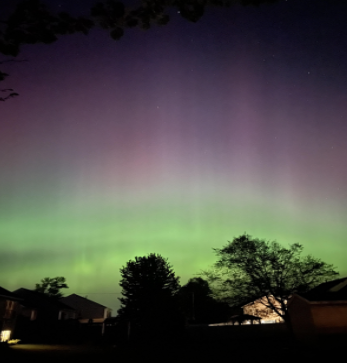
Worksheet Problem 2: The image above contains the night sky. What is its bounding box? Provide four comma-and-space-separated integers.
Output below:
1, 0, 347, 313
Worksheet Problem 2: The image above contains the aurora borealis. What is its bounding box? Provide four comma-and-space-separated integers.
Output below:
1, 0, 347, 312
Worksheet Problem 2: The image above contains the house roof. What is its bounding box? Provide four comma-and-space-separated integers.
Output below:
242, 295, 282, 307
296, 277, 347, 302
60, 294, 109, 309
0, 286, 22, 301
13, 288, 75, 311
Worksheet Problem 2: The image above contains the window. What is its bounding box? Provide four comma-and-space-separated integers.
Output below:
4, 300, 15, 319
30, 310, 37, 321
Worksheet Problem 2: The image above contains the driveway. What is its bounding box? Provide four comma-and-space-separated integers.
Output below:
7, 344, 115, 362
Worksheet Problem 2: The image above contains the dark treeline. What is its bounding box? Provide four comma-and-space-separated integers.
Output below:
26, 234, 338, 346
109, 234, 338, 344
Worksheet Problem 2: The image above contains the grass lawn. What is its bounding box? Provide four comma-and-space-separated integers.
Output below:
2, 338, 345, 363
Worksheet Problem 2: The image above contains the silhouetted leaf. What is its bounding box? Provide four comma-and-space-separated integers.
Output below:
91, 2, 107, 17
109, 1, 125, 18
126, 17, 139, 28
0, 43, 19, 57
157, 14, 170, 26
179, 3, 205, 23
58, 11, 72, 21
141, 22, 151, 30
0, 71, 9, 81
41, 30, 57, 44
110, 27, 124, 40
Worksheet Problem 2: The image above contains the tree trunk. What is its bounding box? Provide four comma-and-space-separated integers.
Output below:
284, 311, 296, 344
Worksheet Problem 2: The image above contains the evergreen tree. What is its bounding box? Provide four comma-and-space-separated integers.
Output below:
117, 253, 184, 343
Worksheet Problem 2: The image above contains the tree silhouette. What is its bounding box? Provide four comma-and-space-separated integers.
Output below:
0, 0, 280, 99
177, 277, 231, 324
35, 276, 69, 299
0, 0, 281, 57
117, 253, 183, 343
202, 234, 339, 327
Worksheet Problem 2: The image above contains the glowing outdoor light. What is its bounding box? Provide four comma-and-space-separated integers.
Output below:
0, 330, 11, 342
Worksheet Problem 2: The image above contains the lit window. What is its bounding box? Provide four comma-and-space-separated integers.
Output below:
30, 310, 37, 321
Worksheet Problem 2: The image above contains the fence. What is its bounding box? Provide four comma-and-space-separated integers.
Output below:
185, 323, 289, 344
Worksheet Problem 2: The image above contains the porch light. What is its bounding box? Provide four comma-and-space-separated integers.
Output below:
0, 330, 11, 342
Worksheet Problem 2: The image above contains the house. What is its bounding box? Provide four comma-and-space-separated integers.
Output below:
209, 296, 284, 326
13, 288, 76, 321
242, 296, 284, 324
60, 294, 112, 323
13, 288, 77, 343
0, 286, 22, 342
60, 294, 112, 335
288, 277, 347, 341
